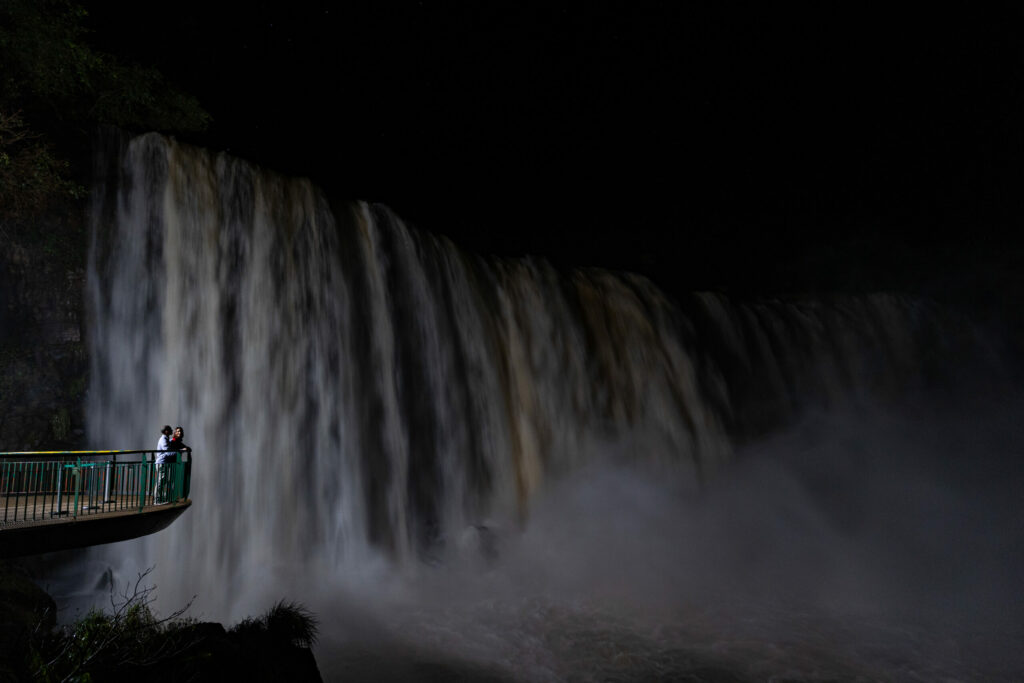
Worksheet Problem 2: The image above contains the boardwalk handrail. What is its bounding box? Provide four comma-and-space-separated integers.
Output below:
0, 449, 192, 525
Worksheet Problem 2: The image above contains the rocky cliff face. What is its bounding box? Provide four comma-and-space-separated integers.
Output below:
0, 210, 88, 451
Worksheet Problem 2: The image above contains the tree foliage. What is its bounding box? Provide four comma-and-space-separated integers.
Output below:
28, 569, 198, 682
0, 110, 86, 222
24, 569, 321, 682
0, 0, 210, 134
0, 0, 210, 223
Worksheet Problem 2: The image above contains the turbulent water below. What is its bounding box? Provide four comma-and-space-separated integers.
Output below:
309, 394, 1023, 682
59, 132, 1024, 681
59, 378, 1019, 682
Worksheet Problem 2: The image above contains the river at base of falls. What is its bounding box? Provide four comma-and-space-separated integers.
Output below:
317, 394, 1021, 682
47, 389, 1023, 682
317, 598, 1018, 683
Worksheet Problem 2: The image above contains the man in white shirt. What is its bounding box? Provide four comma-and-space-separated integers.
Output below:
155, 425, 172, 502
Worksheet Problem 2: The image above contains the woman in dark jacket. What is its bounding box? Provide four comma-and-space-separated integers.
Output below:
169, 426, 187, 452
168, 426, 191, 499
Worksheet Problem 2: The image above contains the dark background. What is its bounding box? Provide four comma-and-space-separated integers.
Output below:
81, 3, 1024, 296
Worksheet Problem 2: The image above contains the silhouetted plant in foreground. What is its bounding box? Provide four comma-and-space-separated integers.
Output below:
29, 568, 197, 682
230, 599, 320, 649
25, 569, 322, 682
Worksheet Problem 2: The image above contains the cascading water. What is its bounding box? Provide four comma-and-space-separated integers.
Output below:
83, 133, 1022, 681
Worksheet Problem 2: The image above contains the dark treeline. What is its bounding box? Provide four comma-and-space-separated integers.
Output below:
0, 0, 208, 237
0, 0, 210, 450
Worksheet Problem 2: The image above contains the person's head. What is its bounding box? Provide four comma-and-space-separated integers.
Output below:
161, 425, 173, 436
174, 426, 184, 439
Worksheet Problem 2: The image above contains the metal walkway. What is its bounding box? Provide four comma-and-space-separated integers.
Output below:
0, 450, 192, 558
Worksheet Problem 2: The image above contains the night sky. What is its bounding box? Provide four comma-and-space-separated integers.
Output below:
83, 3, 1024, 295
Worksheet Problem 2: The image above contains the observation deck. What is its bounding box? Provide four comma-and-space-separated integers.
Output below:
0, 449, 192, 558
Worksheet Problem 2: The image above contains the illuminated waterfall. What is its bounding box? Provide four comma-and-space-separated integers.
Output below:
86, 133, 971, 619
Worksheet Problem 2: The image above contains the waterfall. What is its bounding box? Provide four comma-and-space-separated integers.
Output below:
85, 133, 983, 621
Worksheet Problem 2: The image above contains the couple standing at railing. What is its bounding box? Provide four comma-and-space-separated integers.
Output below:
156, 425, 190, 503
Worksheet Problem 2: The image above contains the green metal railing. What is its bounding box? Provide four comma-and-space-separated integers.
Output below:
0, 449, 192, 525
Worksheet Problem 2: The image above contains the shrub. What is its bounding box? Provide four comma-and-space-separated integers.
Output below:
229, 599, 320, 649
29, 569, 197, 682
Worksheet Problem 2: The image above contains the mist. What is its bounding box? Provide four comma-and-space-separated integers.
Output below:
47, 386, 1022, 680
309, 390, 1022, 681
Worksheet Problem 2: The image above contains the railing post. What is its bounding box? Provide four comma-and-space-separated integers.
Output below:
139, 453, 150, 512
183, 448, 192, 500
13, 462, 22, 522
172, 451, 182, 502
104, 454, 114, 504
54, 460, 64, 517
71, 458, 81, 519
